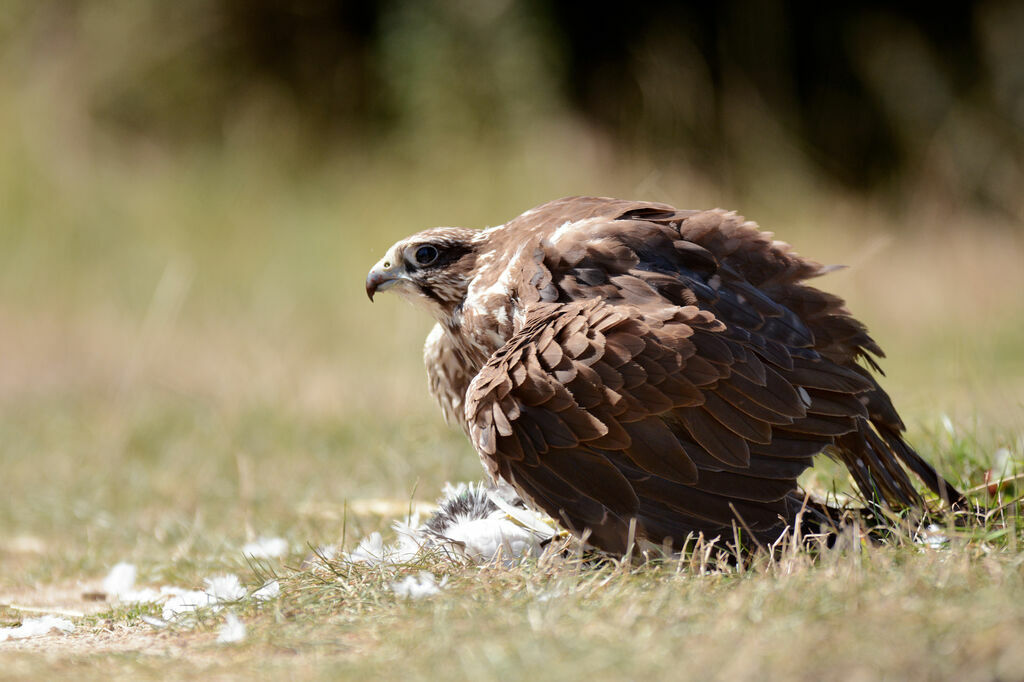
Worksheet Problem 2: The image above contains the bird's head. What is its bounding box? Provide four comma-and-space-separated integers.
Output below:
366, 227, 481, 320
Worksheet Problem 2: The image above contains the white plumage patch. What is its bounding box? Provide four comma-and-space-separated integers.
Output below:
422, 481, 549, 563
546, 217, 602, 246
344, 481, 558, 567
465, 239, 533, 310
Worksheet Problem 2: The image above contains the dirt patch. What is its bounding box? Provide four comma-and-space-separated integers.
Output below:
1, 581, 112, 620
0, 580, 202, 657
1, 623, 207, 657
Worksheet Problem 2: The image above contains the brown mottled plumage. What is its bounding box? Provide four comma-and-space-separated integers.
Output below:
366, 196, 963, 554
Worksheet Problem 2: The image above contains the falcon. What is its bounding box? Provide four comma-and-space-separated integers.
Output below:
365, 196, 964, 554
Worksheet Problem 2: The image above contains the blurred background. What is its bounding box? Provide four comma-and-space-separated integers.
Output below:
1, 0, 1022, 572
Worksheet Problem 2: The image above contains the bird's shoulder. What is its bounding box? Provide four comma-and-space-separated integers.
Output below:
476, 197, 829, 303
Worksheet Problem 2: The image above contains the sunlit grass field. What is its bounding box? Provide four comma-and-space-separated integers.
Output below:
2, 94, 1024, 678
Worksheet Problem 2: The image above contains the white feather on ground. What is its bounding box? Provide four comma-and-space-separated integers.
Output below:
252, 580, 280, 601
346, 481, 559, 567
0, 615, 75, 641
98, 563, 272, 622
102, 562, 138, 598
391, 572, 446, 599
216, 612, 247, 643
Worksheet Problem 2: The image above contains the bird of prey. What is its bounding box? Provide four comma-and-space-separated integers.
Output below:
366, 196, 963, 554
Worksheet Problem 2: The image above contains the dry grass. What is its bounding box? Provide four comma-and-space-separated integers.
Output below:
4, 525, 1024, 681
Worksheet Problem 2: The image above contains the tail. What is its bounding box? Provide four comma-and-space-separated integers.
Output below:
831, 373, 966, 510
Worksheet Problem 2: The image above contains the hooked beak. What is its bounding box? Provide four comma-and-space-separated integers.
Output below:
365, 258, 405, 301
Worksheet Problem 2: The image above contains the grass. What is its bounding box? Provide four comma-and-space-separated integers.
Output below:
6, 516, 1024, 680
2, 80, 1024, 678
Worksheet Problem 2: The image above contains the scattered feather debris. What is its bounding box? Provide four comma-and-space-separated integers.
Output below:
161, 588, 218, 621
919, 524, 950, 550
345, 481, 560, 567
345, 531, 420, 566
313, 545, 338, 562
0, 615, 75, 642
432, 516, 538, 562
159, 574, 248, 620
391, 572, 446, 599
217, 612, 247, 643
98, 563, 272, 624
99, 563, 161, 603
83, 482, 559, 639
102, 562, 138, 597
204, 574, 247, 602
140, 615, 170, 630
242, 536, 289, 559
252, 580, 280, 601
345, 532, 385, 564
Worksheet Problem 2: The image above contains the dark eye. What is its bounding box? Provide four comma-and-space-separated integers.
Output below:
414, 244, 439, 266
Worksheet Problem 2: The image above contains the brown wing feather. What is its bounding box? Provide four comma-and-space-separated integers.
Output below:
631, 205, 964, 509
468, 299, 808, 551
458, 198, 964, 553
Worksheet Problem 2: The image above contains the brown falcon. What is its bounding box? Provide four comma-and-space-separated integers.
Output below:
365, 196, 963, 553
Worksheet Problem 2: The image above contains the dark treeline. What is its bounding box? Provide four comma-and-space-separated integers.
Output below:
8, 0, 1023, 211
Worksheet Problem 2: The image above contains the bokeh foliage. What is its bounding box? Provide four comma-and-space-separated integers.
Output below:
3, 0, 1024, 214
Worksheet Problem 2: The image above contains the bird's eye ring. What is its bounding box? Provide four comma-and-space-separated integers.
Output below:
414, 245, 439, 266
